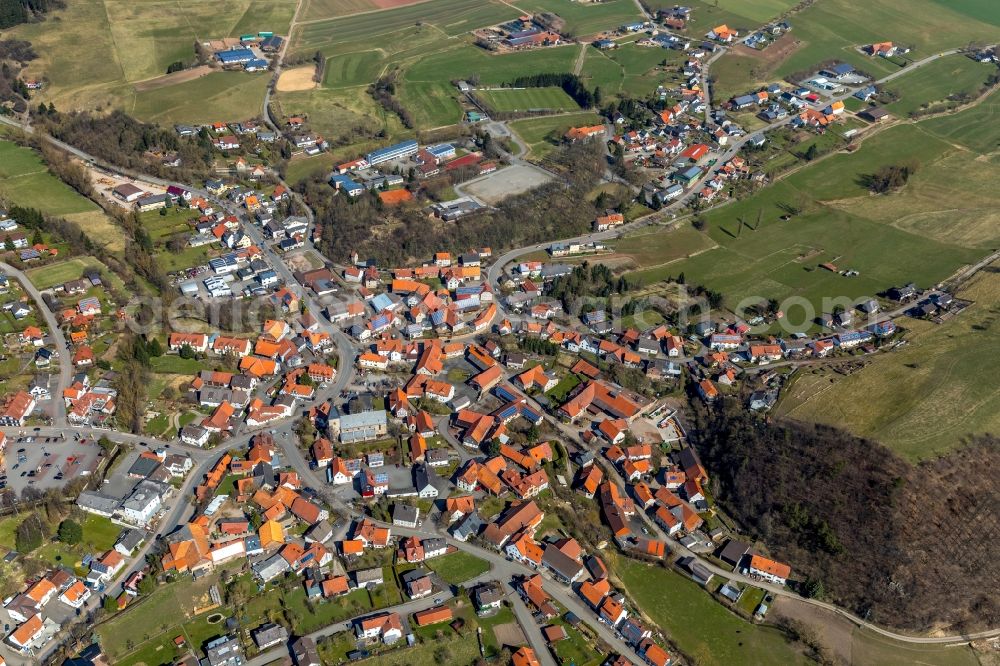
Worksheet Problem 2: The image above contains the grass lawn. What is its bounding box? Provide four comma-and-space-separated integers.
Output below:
610, 224, 718, 271
549, 615, 604, 666
613, 557, 809, 666
883, 56, 995, 116
149, 354, 208, 375
24, 256, 112, 289
475, 87, 580, 113
779, 260, 1000, 460
476, 605, 515, 656
323, 50, 384, 88
425, 550, 490, 584
850, 627, 980, 666
514, 0, 643, 36
508, 111, 603, 158
545, 373, 582, 402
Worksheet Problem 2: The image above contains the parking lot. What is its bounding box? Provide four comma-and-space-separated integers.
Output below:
1, 434, 102, 495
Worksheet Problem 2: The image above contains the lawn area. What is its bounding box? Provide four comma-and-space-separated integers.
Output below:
779, 260, 1000, 460
24, 256, 112, 289
476, 605, 515, 656
397, 80, 465, 128
149, 354, 209, 375
613, 557, 809, 666
131, 72, 272, 125
476, 87, 580, 113
545, 373, 582, 402
425, 550, 490, 584
549, 614, 605, 666
883, 56, 995, 116
508, 111, 603, 158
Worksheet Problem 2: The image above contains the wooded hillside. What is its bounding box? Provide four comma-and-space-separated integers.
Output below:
691, 400, 999, 632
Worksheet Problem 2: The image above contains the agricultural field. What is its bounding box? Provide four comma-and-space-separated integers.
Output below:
323, 50, 386, 88
628, 120, 993, 315
131, 72, 272, 124
508, 111, 602, 157
10, 0, 296, 114
0, 140, 125, 251
475, 86, 580, 112
779, 260, 1000, 460
292, 0, 521, 55
514, 0, 644, 37
709, 0, 1000, 105
920, 93, 1000, 153
882, 56, 995, 116
609, 224, 719, 272
612, 556, 810, 666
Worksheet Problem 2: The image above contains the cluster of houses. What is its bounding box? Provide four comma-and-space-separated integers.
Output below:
77, 449, 193, 528
211, 31, 283, 72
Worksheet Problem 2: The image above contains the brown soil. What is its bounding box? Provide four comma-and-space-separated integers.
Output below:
771, 596, 854, 664
492, 622, 528, 647
276, 66, 318, 92
730, 32, 803, 71
133, 65, 213, 92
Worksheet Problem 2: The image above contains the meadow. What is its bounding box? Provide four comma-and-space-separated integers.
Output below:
130, 72, 272, 124
508, 111, 602, 157
779, 260, 1000, 460
883, 56, 995, 116
708, 0, 1000, 105
476, 86, 580, 112
10, 0, 296, 116
0, 140, 125, 252
627, 119, 992, 314
920, 94, 1000, 153
612, 556, 809, 666
513, 0, 644, 37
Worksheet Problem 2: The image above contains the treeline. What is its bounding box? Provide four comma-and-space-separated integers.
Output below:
0, 0, 60, 29
37, 109, 215, 180
369, 70, 414, 129
864, 162, 917, 194
0, 39, 36, 112
303, 141, 605, 265
506, 73, 597, 108
690, 400, 1000, 632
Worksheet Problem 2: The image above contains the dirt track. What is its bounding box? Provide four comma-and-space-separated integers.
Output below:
133, 65, 213, 92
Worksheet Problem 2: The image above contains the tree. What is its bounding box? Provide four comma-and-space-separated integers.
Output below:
138, 574, 156, 595
146, 337, 164, 357
103, 595, 118, 613
15, 512, 45, 553
803, 143, 819, 161
179, 344, 196, 359
58, 518, 83, 545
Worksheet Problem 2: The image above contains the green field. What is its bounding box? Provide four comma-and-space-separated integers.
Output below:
709, 0, 1000, 105
850, 627, 981, 666
513, 0, 644, 37
293, 0, 521, 55
780, 260, 1000, 460
323, 50, 386, 88
613, 557, 809, 666
404, 43, 580, 87
131, 72, 272, 124
611, 224, 719, 270
425, 551, 491, 584
10, 0, 296, 113
508, 111, 603, 157
883, 56, 994, 116
24, 256, 112, 289
921, 94, 1000, 153
476, 86, 580, 112
0, 141, 118, 247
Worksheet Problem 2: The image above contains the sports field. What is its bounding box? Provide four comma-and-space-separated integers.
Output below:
476, 87, 580, 112
779, 260, 1000, 460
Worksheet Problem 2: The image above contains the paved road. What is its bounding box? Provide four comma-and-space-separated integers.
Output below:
0, 261, 71, 426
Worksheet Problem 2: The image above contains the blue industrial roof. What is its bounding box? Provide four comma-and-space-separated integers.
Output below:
216, 48, 255, 63
366, 139, 418, 163
427, 143, 455, 157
